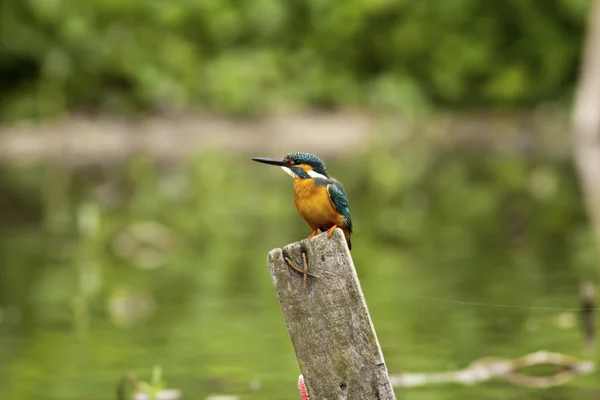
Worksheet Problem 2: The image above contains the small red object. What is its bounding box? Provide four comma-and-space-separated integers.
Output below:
297, 374, 309, 400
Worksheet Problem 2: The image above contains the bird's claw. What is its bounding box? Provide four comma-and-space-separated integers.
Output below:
284, 251, 319, 288
327, 225, 338, 238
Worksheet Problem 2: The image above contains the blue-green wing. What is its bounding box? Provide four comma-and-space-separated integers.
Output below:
327, 181, 353, 233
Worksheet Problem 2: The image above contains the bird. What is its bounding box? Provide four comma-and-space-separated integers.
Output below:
252, 152, 353, 287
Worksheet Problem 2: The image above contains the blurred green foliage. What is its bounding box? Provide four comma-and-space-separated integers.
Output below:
0, 0, 590, 120
0, 135, 598, 399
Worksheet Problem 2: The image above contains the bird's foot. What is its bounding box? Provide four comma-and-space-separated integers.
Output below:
327, 224, 338, 238
283, 249, 319, 288
308, 229, 319, 239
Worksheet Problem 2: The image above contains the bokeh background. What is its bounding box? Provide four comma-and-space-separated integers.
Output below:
1, 0, 599, 399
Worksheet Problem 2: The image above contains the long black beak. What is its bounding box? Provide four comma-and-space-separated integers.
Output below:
251, 157, 288, 166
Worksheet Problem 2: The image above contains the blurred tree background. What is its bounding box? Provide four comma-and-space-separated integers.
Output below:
0, 0, 591, 120
1, 1, 600, 399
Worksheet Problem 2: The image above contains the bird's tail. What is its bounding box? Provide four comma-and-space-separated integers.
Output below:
345, 232, 352, 251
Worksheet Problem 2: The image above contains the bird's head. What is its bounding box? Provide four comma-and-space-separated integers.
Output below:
251, 152, 329, 179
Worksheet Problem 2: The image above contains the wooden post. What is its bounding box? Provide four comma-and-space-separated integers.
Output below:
573, 0, 600, 266
267, 229, 396, 400
572, 0, 600, 351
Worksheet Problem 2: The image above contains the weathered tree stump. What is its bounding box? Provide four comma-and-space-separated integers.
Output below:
267, 229, 396, 400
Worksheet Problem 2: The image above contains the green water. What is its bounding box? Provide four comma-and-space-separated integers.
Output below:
0, 144, 599, 399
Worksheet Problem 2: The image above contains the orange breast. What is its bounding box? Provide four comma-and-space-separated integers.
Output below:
293, 179, 346, 231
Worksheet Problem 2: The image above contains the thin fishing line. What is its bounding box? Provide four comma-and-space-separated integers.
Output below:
403, 294, 598, 312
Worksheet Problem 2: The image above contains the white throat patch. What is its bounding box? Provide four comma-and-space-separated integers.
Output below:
281, 166, 298, 178
281, 166, 328, 180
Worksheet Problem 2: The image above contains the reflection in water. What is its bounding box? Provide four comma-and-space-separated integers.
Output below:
0, 146, 599, 400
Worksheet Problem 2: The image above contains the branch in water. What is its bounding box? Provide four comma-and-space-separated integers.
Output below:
388, 351, 595, 389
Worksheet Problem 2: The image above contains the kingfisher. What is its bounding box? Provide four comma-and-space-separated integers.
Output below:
252, 152, 353, 287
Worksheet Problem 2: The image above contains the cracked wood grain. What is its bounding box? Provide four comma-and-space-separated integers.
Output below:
267, 229, 396, 400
